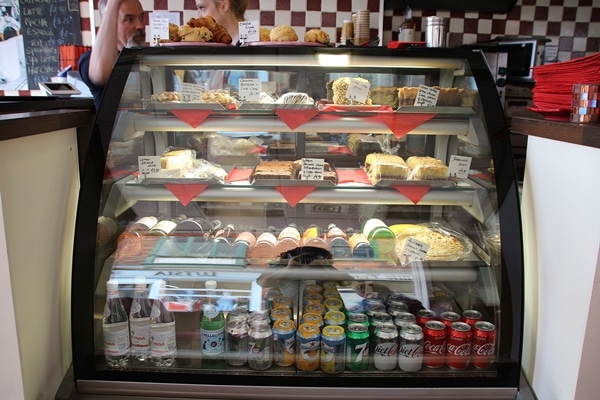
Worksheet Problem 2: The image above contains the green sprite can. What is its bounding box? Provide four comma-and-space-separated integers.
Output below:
320, 325, 346, 374
346, 323, 370, 371
347, 312, 370, 327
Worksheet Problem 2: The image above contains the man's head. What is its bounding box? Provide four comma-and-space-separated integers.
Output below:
99, 0, 146, 50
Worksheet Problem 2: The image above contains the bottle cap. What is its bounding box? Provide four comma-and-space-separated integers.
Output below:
205, 280, 217, 290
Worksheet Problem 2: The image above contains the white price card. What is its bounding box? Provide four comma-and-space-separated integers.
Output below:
448, 155, 472, 179
301, 158, 325, 181
150, 12, 181, 25
239, 20, 260, 43
238, 78, 260, 102
401, 237, 430, 264
345, 78, 370, 104
180, 82, 203, 103
414, 84, 439, 107
150, 17, 170, 41
138, 156, 161, 179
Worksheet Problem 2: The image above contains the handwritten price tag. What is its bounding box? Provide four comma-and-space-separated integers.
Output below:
150, 17, 170, 40
181, 82, 202, 103
345, 78, 370, 104
238, 78, 260, 102
402, 237, 430, 264
138, 156, 161, 179
301, 158, 324, 181
414, 84, 439, 107
448, 155, 472, 179
239, 20, 260, 43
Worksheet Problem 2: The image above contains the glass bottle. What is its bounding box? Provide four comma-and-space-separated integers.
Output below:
149, 279, 177, 367
129, 276, 152, 362
102, 279, 130, 367
326, 223, 350, 258
399, 6, 416, 42
276, 223, 301, 253
213, 223, 236, 244
200, 280, 226, 367
116, 216, 158, 257
362, 218, 397, 256
148, 214, 186, 236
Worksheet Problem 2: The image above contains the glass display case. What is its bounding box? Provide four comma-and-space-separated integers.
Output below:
70, 46, 523, 399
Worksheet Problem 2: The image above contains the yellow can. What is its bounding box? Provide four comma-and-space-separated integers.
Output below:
296, 323, 321, 371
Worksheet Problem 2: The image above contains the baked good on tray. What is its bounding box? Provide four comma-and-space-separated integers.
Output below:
332, 77, 372, 105
371, 86, 399, 108
252, 161, 294, 180
178, 26, 213, 42
304, 28, 330, 44
270, 25, 298, 41
160, 149, 196, 170
395, 223, 472, 262
348, 133, 381, 156
364, 153, 410, 183
406, 156, 449, 180
398, 86, 465, 106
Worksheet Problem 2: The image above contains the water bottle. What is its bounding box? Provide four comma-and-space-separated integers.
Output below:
149, 279, 177, 367
129, 276, 152, 362
102, 279, 130, 367
200, 280, 226, 367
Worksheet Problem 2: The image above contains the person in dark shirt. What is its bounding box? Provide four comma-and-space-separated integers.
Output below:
79, 0, 146, 109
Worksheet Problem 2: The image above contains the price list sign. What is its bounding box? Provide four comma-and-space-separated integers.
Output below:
301, 158, 325, 181
238, 78, 260, 102
345, 78, 370, 104
448, 155, 472, 179
138, 156, 161, 179
239, 20, 259, 43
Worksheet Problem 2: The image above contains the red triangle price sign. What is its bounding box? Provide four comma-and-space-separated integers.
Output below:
391, 185, 431, 205
275, 108, 320, 130
164, 183, 209, 206
171, 109, 213, 128
275, 186, 317, 207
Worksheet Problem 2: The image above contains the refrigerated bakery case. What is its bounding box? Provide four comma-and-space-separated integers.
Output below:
68, 46, 524, 399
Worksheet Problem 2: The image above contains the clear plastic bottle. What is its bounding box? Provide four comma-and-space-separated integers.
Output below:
102, 279, 130, 367
129, 276, 152, 362
200, 280, 226, 367
399, 6, 416, 42
149, 279, 177, 367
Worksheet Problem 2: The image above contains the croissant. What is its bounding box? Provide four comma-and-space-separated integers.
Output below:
209, 26, 233, 44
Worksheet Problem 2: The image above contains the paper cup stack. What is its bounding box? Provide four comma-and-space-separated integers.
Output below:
571, 83, 599, 123
353, 9, 370, 46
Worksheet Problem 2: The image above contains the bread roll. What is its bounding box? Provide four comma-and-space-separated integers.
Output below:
304, 28, 330, 44
270, 25, 298, 41
259, 27, 271, 41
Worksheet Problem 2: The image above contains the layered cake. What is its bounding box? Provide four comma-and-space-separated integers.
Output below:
364, 153, 410, 183
398, 86, 465, 106
371, 86, 399, 108
406, 156, 449, 180
252, 161, 294, 180
332, 77, 372, 105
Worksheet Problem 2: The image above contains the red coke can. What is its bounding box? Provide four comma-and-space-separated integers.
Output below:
446, 321, 472, 369
440, 311, 461, 329
461, 309, 483, 327
472, 321, 496, 369
422, 320, 447, 368
416, 309, 436, 327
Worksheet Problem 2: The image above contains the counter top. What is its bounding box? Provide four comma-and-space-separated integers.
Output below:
511, 112, 600, 149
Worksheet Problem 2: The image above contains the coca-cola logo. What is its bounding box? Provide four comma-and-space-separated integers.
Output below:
447, 342, 470, 356
398, 344, 423, 358
424, 340, 446, 354
473, 343, 495, 356
374, 342, 398, 357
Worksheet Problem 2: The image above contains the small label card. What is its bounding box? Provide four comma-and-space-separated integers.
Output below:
345, 78, 370, 104
414, 84, 439, 106
150, 17, 170, 41
181, 82, 203, 103
301, 158, 325, 180
138, 156, 161, 179
238, 78, 261, 102
448, 155, 472, 179
402, 237, 430, 263
239, 20, 260, 43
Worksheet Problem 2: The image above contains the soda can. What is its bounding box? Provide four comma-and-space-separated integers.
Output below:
373, 324, 398, 371
387, 300, 409, 316
225, 319, 248, 366
303, 283, 323, 296
347, 312, 370, 327
301, 312, 324, 329
440, 311, 461, 329
273, 295, 293, 310
416, 309, 437, 326
346, 323, 370, 371
365, 301, 387, 316
247, 309, 270, 326
423, 320, 447, 368
270, 307, 292, 323
398, 324, 423, 372
446, 321, 472, 369
393, 312, 416, 333
264, 288, 282, 310
304, 302, 326, 316
272, 319, 296, 367
320, 325, 346, 374
323, 297, 344, 312
385, 291, 405, 306
461, 309, 483, 327
472, 321, 496, 369
323, 288, 341, 300
296, 323, 321, 371
303, 292, 324, 307
248, 321, 273, 370
324, 310, 346, 327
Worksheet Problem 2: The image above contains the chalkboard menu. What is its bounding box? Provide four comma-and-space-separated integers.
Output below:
20, 0, 83, 88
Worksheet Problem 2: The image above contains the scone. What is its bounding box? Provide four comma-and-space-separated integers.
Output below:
270, 25, 298, 41
259, 27, 271, 41
169, 23, 180, 42
304, 28, 330, 44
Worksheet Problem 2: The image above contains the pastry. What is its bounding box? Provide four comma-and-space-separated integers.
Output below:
252, 161, 294, 181
364, 153, 410, 183
405, 156, 444, 170
169, 23, 180, 42
270, 25, 298, 41
347, 133, 381, 156
395, 225, 469, 261
160, 149, 195, 170
150, 91, 181, 102
304, 28, 330, 44
398, 86, 465, 106
201, 89, 234, 107
332, 77, 372, 105
275, 92, 313, 104
178, 25, 213, 42
184, 16, 232, 44
397, 87, 419, 106
406, 156, 448, 180
259, 27, 271, 41
371, 86, 399, 108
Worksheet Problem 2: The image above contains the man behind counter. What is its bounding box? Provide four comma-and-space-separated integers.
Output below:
79, 0, 146, 109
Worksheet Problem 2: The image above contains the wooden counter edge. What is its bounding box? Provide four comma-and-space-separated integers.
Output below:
511, 115, 600, 149
0, 109, 93, 141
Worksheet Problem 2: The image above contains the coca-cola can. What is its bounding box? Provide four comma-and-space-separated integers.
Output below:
398, 324, 423, 372
440, 311, 461, 329
472, 321, 496, 369
373, 324, 398, 371
423, 320, 447, 368
446, 321, 472, 369
416, 309, 436, 326
461, 309, 483, 327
